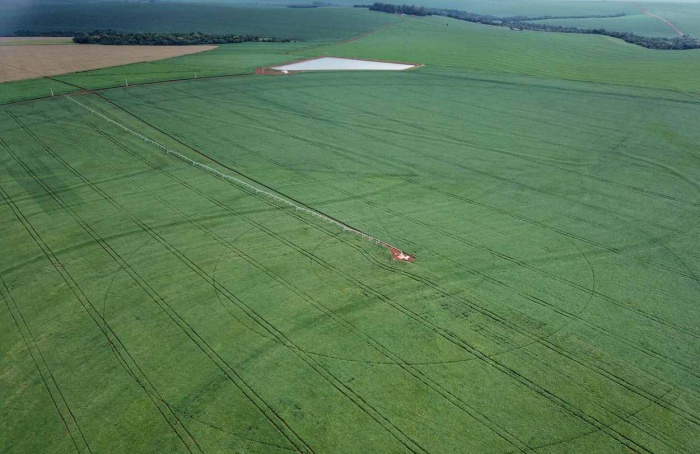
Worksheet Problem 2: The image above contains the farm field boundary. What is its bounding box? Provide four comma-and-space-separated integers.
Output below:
0, 20, 405, 106
0, 44, 218, 83
0, 7, 405, 105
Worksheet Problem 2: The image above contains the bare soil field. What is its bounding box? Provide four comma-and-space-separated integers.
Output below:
0, 44, 217, 82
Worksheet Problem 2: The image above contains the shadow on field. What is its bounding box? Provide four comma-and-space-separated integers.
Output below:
6, 155, 84, 211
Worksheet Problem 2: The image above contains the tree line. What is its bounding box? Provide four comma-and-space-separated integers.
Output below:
368, 3, 429, 16
500, 22, 700, 50
366, 4, 628, 25
72, 31, 290, 45
364, 3, 700, 50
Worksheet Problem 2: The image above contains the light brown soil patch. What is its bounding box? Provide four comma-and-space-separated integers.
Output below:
385, 245, 415, 262
255, 66, 289, 75
0, 44, 217, 83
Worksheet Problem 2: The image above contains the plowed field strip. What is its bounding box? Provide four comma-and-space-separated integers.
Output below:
0, 45, 217, 83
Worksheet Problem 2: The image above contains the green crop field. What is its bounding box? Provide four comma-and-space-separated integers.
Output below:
640, 2, 700, 37
533, 14, 678, 38
0, 3, 400, 42
533, 2, 700, 38
297, 17, 700, 92
2, 3, 700, 454
369, 0, 639, 16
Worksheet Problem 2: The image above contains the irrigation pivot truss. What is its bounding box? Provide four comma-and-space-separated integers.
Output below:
65, 95, 415, 262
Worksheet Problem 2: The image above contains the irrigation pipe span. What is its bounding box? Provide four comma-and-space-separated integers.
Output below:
65, 95, 414, 261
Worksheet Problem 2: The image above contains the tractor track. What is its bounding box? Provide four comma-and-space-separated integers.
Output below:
4, 109, 315, 454
11, 103, 434, 454
64, 95, 683, 453
0, 126, 204, 454
56, 99, 532, 453
144, 86, 700, 340
0, 275, 91, 453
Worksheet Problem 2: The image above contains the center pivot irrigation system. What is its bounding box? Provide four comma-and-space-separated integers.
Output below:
65, 95, 415, 262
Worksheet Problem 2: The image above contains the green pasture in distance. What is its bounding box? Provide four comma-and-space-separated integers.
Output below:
532, 2, 700, 39
298, 16, 700, 93
642, 2, 700, 37
533, 14, 678, 38
0, 3, 401, 42
148, 0, 638, 14
384, 0, 700, 39
8, 7, 699, 107
366, 0, 639, 16
2, 63, 700, 452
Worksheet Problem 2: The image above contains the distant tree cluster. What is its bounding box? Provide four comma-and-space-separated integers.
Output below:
364, 3, 700, 50
503, 13, 626, 22
438, 9, 496, 25
368, 3, 430, 16
366, 4, 626, 25
72, 30, 290, 45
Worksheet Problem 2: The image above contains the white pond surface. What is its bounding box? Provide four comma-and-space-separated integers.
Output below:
272, 57, 415, 71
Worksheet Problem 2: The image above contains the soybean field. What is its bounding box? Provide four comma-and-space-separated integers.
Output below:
2, 4, 700, 454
